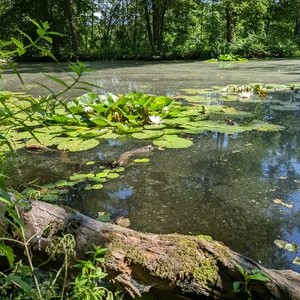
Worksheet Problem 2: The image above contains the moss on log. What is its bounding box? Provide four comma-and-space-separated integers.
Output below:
18, 201, 300, 299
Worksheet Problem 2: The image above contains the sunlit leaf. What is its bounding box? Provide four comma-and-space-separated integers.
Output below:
274, 240, 298, 252
133, 158, 150, 163
0, 242, 15, 268
153, 135, 193, 148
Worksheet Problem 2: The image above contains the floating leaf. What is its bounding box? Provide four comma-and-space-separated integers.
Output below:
95, 172, 108, 178
91, 184, 104, 189
97, 212, 111, 223
273, 198, 293, 209
57, 138, 100, 152
292, 257, 300, 265
274, 240, 298, 252
70, 173, 91, 181
113, 166, 125, 173
86, 161, 95, 166
144, 124, 166, 130
153, 135, 193, 149
54, 180, 69, 187
133, 158, 150, 163
107, 173, 119, 179
132, 130, 164, 140
41, 193, 59, 202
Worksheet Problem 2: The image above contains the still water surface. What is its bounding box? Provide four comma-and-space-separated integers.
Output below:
5, 59, 300, 273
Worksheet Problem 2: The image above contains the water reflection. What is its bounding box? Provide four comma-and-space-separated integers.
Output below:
52, 130, 300, 273
8, 128, 300, 273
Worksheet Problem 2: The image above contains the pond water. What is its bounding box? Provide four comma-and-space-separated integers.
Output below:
3, 59, 300, 274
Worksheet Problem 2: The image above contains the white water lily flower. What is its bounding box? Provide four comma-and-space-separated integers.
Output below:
239, 91, 252, 98
83, 105, 94, 113
149, 115, 162, 124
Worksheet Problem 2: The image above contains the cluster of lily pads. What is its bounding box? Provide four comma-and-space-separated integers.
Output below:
22, 165, 126, 202
1, 83, 293, 154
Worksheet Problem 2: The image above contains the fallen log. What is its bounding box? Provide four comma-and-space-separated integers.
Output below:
17, 201, 300, 299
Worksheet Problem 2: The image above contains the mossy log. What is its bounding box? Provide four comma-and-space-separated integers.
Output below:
20, 201, 300, 299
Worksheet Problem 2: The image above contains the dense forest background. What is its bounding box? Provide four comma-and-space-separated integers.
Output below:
0, 0, 299, 60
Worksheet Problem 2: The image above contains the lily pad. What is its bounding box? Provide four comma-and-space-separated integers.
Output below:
54, 180, 69, 187
153, 135, 193, 149
41, 193, 59, 202
133, 158, 150, 163
144, 124, 166, 130
113, 166, 125, 172
107, 173, 120, 179
91, 183, 104, 189
95, 172, 108, 178
132, 130, 164, 140
57, 138, 100, 152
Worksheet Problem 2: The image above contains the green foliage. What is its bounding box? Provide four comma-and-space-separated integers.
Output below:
208, 53, 248, 62
0, 0, 299, 60
0, 190, 116, 299
72, 246, 114, 300
233, 264, 270, 299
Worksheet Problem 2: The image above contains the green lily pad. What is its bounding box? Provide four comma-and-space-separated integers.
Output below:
144, 124, 166, 130
153, 135, 193, 149
132, 130, 164, 140
34, 125, 65, 134
163, 117, 190, 125
95, 172, 108, 178
57, 138, 100, 151
163, 128, 183, 135
292, 257, 300, 265
91, 177, 107, 183
54, 180, 69, 187
107, 173, 119, 179
113, 166, 125, 172
91, 183, 104, 189
133, 158, 150, 163
41, 193, 59, 202
86, 161, 95, 166
70, 173, 91, 181
249, 121, 284, 132
97, 212, 111, 222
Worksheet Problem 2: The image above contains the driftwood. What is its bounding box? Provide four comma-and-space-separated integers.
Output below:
17, 201, 300, 299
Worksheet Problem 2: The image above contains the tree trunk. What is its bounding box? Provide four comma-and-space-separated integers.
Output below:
63, 0, 79, 53
225, 1, 235, 44
19, 201, 300, 299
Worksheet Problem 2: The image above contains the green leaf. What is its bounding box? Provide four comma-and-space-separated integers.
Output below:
132, 130, 164, 140
10, 37, 24, 49
91, 184, 104, 189
107, 173, 119, 179
45, 75, 69, 87
274, 239, 298, 252
0, 243, 15, 268
153, 135, 193, 149
57, 138, 100, 152
232, 281, 240, 292
292, 257, 300, 265
235, 264, 246, 277
97, 212, 111, 222
133, 158, 150, 163
90, 116, 111, 126
7, 274, 33, 295
247, 272, 270, 282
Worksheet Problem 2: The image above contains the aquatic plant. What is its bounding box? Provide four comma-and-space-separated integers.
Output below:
233, 264, 270, 300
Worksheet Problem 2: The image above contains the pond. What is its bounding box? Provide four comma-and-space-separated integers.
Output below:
3, 59, 300, 274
